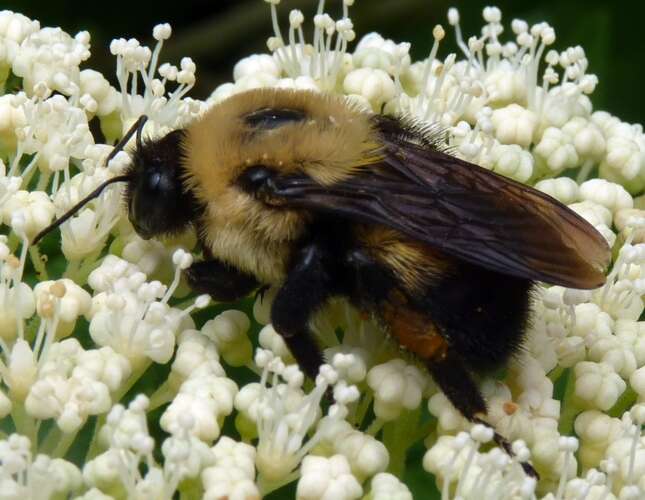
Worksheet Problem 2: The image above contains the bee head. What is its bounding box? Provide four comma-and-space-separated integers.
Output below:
125, 128, 199, 240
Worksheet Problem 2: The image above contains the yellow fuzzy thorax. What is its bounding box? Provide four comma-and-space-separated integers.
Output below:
180, 88, 381, 283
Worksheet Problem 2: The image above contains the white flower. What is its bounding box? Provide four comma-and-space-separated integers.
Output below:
34, 279, 91, 338
535, 177, 580, 204
575, 410, 623, 470
162, 414, 216, 485
365, 473, 412, 500
579, 178, 633, 213
488, 142, 534, 182
427, 392, 468, 434
275, 75, 320, 91
352, 32, 411, 75
574, 361, 627, 411
234, 54, 280, 81
0, 434, 82, 499
12, 27, 90, 95
571, 302, 614, 339
263, 1, 356, 91
483, 55, 527, 102
88, 256, 203, 368
26, 371, 111, 432
3, 339, 37, 402
202, 310, 252, 367
109, 28, 202, 131
246, 351, 355, 484
0, 12, 40, 62
2, 190, 55, 238
615, 320, 645, 367
160, 372, 237, 442
484, 379, 559, 447
202, 436, 260, 500
79, 69, 119, 116
343, 68, 396, 111
0, 252, 35, 342
366, 358, 428, 420
316, 418, 388, 481
25, 339, 129, 431
562, 117, 606, 162
533, 127, 579, 174
296, 455, 362, 500
0, 94, 27, 151
600, 122, 645, 193
258, 323, 294, 363
329, 348, 368, 384
586, 332, 637, 379
423, 430, 532, 499
491, 103, 537, 148
170, 329, 222, 387
556, 336, 587, 368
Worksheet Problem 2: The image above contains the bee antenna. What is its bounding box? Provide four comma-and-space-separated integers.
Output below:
32, 174, 131, 246
105, 114, 149, 166
31, 115, 148, 246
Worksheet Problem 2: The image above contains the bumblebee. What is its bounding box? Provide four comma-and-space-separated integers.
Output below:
35, 88, 610, 474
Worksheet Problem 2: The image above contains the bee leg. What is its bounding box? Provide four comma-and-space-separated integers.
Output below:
427, 349, 539, 479
255, 284, 272, 303
271, 242, 335, 380
184, 259, 260, 302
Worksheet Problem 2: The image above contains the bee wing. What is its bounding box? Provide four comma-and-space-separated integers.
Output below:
270, 136, 610, 289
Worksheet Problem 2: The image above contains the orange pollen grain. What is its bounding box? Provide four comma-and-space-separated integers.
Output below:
503, 401, 519, 415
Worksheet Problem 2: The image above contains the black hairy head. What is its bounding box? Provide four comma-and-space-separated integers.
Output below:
124, 129, 201, 239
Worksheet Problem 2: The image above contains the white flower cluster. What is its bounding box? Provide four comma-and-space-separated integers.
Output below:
0, 2, 644, 499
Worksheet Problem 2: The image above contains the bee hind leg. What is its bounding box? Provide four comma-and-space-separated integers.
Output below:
427, 349, 539, 479
271, 242, 337, 380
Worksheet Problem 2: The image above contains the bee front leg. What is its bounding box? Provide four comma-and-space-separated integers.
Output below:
184, 259, 260, 302
271, 242, 336, 380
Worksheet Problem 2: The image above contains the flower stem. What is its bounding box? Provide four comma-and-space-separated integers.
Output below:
178, 478, 203, 500
148, 379, 177, 411
28, 246, 48, 281
40, 422, 79, 458
548, 366, 565, 383
85, 414, 107, 460
558, 368, 579, 436
609, 387, 637, 418
65, 248, 103, 284
258, 471, 299, 496
11, 401, 38, 444
366, 417, 385, 436
382, 407, 422, 478
86, 361, 152, 460
7, 232, 20, 253
351, 391, 373, 428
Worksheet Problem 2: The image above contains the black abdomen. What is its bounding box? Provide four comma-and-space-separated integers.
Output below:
420, 260, 533, 372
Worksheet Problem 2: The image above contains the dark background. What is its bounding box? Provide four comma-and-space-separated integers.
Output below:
4, 0, 644, 124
